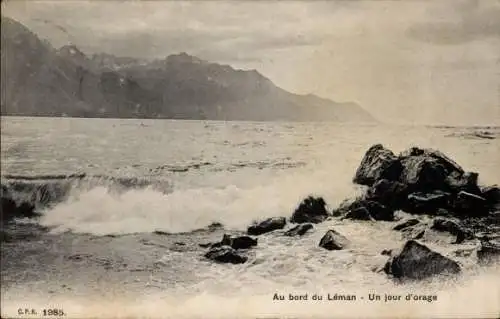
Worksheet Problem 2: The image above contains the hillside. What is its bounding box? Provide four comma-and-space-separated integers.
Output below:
1, 16, 375, 122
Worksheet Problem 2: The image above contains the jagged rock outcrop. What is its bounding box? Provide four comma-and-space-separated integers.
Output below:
353, 144, 402, 186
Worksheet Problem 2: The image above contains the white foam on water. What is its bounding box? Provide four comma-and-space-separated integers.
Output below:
39, 166, 363, 235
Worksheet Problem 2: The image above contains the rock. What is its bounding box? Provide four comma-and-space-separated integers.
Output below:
229, 235, 258, 250
381, 249, 393, 256
406, 191, 450, 215
366, 179, 409, 210
363, 201, 395, 221
480, 186, 500, 208
332, 197, 359, 216
477, 240, 500, 265
393, 218, 420, 231
290, 196, 329, 224
204, 246, 248, 264
343, 207, 374, 221
384, 240, 461, 280
284, 223, 313, 236
1, 196, 37, 223
399, 155, 448, 192
452, 191, 488, 217
247, 217, 286, 235
353, 144, 403, 186
341, 200, 394, 221
207, 234, 258, 250
445, 171, 481, 195
399, 147, 464, 177
319, 229, 349, 250
431, 217, 473, 243
401, 224, 427, 240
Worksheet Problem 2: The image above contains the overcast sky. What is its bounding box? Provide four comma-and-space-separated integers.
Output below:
2, 0, 500, 125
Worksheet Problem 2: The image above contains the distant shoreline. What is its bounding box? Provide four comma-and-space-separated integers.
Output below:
0, 114, 379, 124
2, 114, 499, 128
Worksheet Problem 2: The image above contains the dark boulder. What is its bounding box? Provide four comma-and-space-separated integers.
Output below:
383, 240, 461, 280
341, 200, 394, 221
399, 147, 464, 177
452, 191, 488, 217
353, 144, 403, 186
284, 223, 313, 236
366, 179, 409, 210
399, 155, 448, 192
204, 246, 248, 264
405, 191, 451, 215
229, 235, 258, 250
319, 229, 349, 250
207, 234, 258, 250
477, 239, 500, 265
393, 218, 420, 231
290, 196, 329, 224
343, 207, 374, 221
247, 217, 286, 235
431, 217, 473, 244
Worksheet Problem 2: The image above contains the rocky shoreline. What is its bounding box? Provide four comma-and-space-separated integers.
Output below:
200, 144, 500, 280
2, 144, 499, 283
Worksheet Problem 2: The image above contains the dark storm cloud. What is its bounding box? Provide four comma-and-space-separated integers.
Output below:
406, 0, 500, 44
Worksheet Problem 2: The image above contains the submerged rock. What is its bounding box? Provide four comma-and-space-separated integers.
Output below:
290, 196, 329, 224
204, 246, 248, 264
393, 218, 420, 231
353, 144, 403, 186
206, 234, 258, 250
383, 240, 461, 280
477, 239, 500, 265
401, 224, 426, 240
247, 217, 286, 235
319, 229, 349, 250
431, 217, 473, 244
284, 223, 313, 236
229, 235, 258, 250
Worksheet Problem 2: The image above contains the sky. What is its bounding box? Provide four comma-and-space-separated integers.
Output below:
2, 0, 500, 125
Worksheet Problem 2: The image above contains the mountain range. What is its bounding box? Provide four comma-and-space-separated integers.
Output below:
1, 16, 374, 122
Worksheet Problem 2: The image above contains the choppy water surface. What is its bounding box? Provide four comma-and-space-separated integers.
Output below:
1, 117, 499, 318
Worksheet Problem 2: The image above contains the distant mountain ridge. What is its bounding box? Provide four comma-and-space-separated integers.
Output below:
1, 16, 375, 122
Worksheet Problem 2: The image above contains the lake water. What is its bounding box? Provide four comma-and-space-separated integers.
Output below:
1, 117, 499, 318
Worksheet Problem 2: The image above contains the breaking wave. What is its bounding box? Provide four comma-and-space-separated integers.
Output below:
1, 173, 173, 210
27, 167, 362, 235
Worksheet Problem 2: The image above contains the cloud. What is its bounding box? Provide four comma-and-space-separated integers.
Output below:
406, 0, 500, 44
